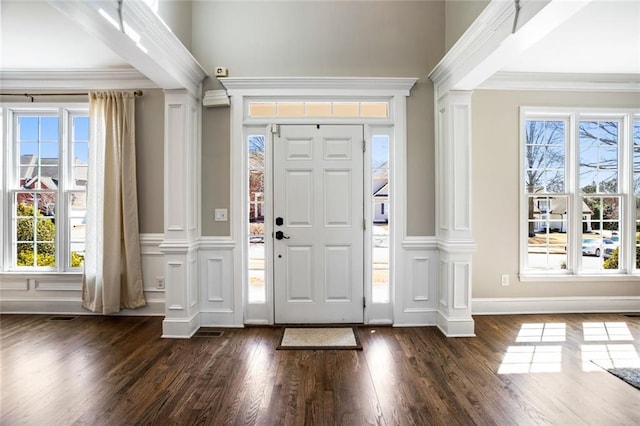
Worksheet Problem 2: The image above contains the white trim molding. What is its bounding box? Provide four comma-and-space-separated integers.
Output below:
429, 0, 594, 96
221, 77, 417, 327
221, 77, 417, 96
473, 297, 640, 315
0, 68, 158, 90
480, 72, 640, 92
46, 0, 207, 94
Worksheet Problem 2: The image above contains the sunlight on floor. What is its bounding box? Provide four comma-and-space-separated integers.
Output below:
581, 344, 640, 372
516, 323, 566, 343
499, 321, 640, 375
498, 346, 563, 374
583, 322, 634, 341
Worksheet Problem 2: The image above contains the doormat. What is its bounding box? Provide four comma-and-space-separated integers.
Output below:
277, 327, 362, 350
592, 362, 640, 390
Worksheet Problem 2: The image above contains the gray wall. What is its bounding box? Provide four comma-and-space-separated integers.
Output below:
192, 0, 444, 236
158, 0, 192, 50
472, 89, 640, 299
445, 0, 489, 51
135, 89, 165, 233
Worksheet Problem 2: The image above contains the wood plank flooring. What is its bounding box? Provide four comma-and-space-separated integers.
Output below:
1, 313, 639, 425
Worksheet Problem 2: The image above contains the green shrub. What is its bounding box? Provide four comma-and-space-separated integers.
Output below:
16, 202, 56, 267
603, 235, 640, 269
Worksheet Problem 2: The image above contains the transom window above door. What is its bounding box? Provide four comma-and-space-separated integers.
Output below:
248, 101, 389, 118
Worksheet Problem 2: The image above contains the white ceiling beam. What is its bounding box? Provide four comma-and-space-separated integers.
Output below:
429, 0, 594, 97
46, 0, 207, 94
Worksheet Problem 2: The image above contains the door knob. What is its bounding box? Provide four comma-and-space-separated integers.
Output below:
275, 231, 290, 240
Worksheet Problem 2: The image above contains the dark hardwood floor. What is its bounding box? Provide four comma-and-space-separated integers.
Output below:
1, 313, 639, 425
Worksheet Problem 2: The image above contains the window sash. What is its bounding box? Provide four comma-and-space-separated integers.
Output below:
2, 105, 88, 272
520, 108, 639, 277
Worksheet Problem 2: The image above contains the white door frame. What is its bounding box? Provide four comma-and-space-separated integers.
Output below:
220, 77, 417, 325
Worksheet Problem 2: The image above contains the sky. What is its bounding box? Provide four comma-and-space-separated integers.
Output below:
18, 115, 89, 164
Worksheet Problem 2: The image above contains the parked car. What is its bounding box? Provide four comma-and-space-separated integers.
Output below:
582, 238, 603, 256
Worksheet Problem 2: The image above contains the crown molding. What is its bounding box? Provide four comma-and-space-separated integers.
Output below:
46, 0, 206, 95
219, 77, 418, 97
202, 89, 230, 107
429, 0, 594, 97
479, 72, 640, 92
0, 68, 158, 90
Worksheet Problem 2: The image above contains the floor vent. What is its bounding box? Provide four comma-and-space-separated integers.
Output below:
194, 329, 224, 338
48, 316, 78, 321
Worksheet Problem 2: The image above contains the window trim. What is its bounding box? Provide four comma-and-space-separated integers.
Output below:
519, 106, 640, 279
1, 103, 89, 273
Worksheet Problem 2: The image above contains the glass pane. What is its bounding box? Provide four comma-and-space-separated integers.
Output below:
15, 192, 56, 268
525, 195, 568, 271
579, 120, 619, 194
305, 102, 331, 117
333, 102, 359, 117
248, 135, 265, 303
40, 117, 59, 142
634, 120, 640, 195
277, 102, 304, 117
360, 102, 388, 118
249, 103, 276, 117
69, 191, 86, 268
581, 196, 620, 272
636, 197, 640, 270
372, 135, 390, 303
73, 116, 89, 142
524, 120, 565, 194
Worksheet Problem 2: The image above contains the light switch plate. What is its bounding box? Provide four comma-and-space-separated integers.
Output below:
215, 208, 228, 221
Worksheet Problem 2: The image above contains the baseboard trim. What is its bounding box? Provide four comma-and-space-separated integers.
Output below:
0, 298, 165, 316
472, 296, 640, 315
436, 311, 476, 337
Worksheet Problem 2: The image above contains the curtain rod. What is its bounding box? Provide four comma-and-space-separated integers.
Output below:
0, 90, 143, 102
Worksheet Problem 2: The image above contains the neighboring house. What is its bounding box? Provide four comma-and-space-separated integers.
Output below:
533, 198, 593, 233
373, 181, 388, 223
373, 161, 389, 223
18, 154, 87, 215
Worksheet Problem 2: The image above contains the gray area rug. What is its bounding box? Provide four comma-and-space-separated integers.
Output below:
592, 361, 640, 390
604, 367, 640, 390
277, 327, 362, 350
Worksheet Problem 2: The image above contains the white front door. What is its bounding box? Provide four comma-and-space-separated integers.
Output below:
273, 125, 364, 323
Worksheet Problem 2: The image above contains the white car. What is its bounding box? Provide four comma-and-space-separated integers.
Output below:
582, 238, 603, 257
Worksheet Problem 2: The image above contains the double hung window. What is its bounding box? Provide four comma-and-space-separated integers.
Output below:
521, 107, 639, 277
2, 105, 89, 272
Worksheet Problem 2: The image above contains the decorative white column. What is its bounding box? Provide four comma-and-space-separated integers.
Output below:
435, 90, 476, 336
160, 89, 201, 338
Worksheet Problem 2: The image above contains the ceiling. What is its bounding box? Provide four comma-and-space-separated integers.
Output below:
0, 1, 130, 70
1, 1, 639, 80
500, 0, 640, 75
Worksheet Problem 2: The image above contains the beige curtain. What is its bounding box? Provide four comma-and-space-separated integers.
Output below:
82, 91, 146, 314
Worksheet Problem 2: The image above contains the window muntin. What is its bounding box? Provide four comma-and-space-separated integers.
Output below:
4, 107, 88, 271
521, 110, 638, 277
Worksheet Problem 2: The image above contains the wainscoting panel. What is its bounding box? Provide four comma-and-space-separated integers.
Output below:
199, 238, 237, 326
394, 238, 439, 326
0, 233, 165, 315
